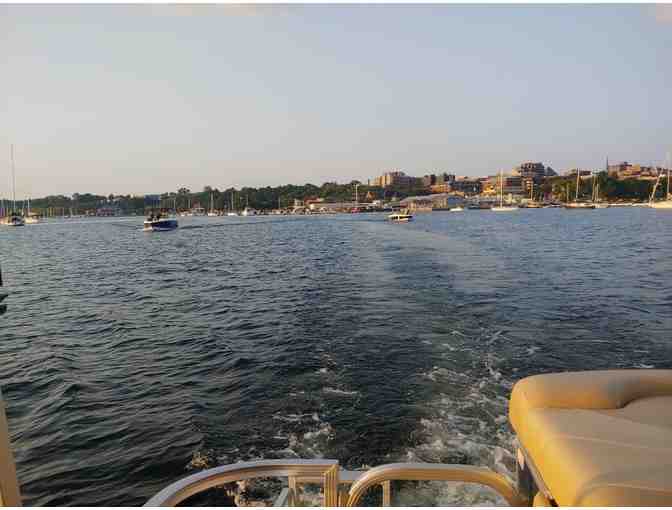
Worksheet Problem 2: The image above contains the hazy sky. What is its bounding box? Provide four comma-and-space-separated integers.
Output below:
2, 4, 672, 197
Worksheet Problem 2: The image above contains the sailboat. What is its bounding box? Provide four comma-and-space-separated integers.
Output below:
524, 180, 542, 208
565, 169, 595, 209
227, 191, 238, 216
491, 171, 519, 211
241, 195, 257, 216
207, 193, 218, 216
24, 197, 39, 224
2, 145, 25, 227
649, 156, 672, 209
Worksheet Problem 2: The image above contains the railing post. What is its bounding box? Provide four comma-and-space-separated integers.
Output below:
382, 480, 391, 507
323, 465, 340, 507
0, 389, 21, 507
287, 475, 297, 506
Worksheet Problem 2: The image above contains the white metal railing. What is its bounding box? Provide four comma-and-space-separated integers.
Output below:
144, 459, 524, 507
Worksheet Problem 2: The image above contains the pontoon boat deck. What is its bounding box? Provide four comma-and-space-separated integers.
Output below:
2, 369, 671, 506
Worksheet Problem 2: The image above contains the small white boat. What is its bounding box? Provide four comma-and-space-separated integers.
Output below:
241, 207, 257, 217
227, 212, 238, 217
388, 211, 413, 222
564, 202, 595, 209
143, 213, 178, 232
450, 206, 464, 212
491, 206, 519, 212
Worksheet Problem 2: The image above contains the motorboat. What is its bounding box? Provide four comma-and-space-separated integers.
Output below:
2, 369, 671, 507
241, 207, 257, 217
143, 213, 178, 232
388, 209, 413, 222
450, 206, 464, 212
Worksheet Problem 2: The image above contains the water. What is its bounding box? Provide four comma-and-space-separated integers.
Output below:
1, 209, 671, 506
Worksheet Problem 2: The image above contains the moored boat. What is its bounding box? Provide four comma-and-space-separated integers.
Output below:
2, 146, 25, 226
564, 201, 595, 209
492, 171, 518, 211
388, 210, 413, 222
2, 213, 25, 227
649, 165, 672, 209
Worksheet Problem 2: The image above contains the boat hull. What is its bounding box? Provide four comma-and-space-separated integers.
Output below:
564, 202, 595, 209
143, 219, 178, 231
388, 214, 413, 222
491, 207, 519, 212
2, 216, 25, 227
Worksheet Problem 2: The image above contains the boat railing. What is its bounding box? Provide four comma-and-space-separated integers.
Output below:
143, 458, 524, 507
0, 390, 21, 507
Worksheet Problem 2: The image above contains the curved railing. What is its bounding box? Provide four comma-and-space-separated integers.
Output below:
144, 459, 340, 506
144, 459, 524, 507
345, 462, 524, 507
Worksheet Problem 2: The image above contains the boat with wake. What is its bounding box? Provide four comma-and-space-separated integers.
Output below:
143, 212, 178, 232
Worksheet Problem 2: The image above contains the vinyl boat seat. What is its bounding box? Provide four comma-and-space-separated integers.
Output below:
510, 370, 672, 506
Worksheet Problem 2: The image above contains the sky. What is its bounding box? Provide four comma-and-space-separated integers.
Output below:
1, 4, 672, 197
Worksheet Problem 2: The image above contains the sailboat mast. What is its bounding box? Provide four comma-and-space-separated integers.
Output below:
575, 169, 580, 202
499, 171, 503, 207
667, 153, 670, 198
10, 144, 16, 212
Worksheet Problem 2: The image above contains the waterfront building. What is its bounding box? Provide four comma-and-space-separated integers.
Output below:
370, 171, 417, 188
96, 205, 122, 216
307, 201, 359, 212
451, 178, 482, 195
400, 193, 465, 210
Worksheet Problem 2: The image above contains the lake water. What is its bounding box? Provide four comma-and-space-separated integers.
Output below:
2, 209, 671, 505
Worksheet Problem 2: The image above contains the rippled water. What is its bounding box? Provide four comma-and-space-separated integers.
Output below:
2, 209, 671, 506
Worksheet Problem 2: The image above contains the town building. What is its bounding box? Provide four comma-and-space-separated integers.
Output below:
400, 193, 465, 210
607, 162, 662, 181
450, 178, 482, 195
370, 171, 420, 188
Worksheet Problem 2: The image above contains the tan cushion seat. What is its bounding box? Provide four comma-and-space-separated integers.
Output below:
509, 370, 672, 506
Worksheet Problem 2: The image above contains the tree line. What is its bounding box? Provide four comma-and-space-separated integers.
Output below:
1, 181, 425, 215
